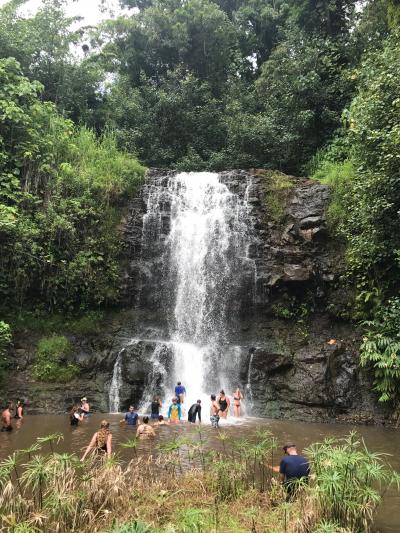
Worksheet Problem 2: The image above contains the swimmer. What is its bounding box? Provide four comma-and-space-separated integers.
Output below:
122, 405, 138, 426
188, 400, 202, 424
168, 397, 181, 424
14, 400, 24, 420
136, 416, 155, 438
80, 397, 90, 416
70, 405, 84, 426
154, 415, 168, 426
210, 395, 220, 428
1, 401, 13, 432
81, 420, 112, 460
150, 397, 162, 420
174, 381, 186, 404
217, 390, 230, 419
232, 387, 244, 417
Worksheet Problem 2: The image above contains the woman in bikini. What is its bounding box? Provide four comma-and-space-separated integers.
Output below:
232, 387, 244, 417
81, 420, 112, 460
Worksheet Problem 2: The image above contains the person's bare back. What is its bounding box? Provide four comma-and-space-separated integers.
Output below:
1, 403, 12, 431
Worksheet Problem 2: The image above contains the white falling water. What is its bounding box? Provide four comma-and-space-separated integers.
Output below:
165, 172, 251, 407
109, 171, 255, 414
109, 349, 123, 412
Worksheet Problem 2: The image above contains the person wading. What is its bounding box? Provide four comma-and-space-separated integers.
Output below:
150, 397, 162, 420
232, 387, 244, 417
188, 400, 201, 424
1, 401, 13, 432
14, 400, 24, 420
174, 382, 186, 404
272, 443, 310, 500
210, 395, 220, 428
154, 415, 168, 426
70, 405, 84, 426
136, 416, 155, 439
80, 397, 90, 416
168, 397, 181, 424
217, 390, 230, 418
81, 420, 112, 460
122, 405, 138, 426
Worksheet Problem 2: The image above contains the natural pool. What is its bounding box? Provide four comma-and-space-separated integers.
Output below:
1, 414, 399, 532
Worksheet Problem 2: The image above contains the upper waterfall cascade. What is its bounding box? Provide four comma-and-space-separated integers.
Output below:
109, 171, 256, 412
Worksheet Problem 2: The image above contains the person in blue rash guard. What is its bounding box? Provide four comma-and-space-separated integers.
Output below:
168, 398, 181, 424
174, 381, 186, 404
123, 405, 138, 426
278, 444, 310, 500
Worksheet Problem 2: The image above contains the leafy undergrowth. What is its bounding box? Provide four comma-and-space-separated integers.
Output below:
32, 335, 79, 383
0, 431, 398, 533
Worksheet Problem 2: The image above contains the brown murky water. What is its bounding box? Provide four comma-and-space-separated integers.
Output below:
1, 414, 399, 532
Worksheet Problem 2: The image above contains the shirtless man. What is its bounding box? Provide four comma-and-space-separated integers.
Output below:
80, 397, 90, 416
1, 401, 13, 432
210, 394, 220, 428
154, 415, 168, 426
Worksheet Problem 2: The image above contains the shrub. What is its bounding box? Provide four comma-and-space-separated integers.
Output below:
263, 171, 294, 224
311, 160, 355, 229
360, 297, 400, 403
0, 320, 12, 383
33, 335, 79, 382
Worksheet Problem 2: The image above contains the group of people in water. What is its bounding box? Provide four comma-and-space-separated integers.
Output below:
1, 400, 24, 431
2, 385, 310, 498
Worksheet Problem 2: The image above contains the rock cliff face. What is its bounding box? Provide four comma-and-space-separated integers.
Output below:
2, 169, 390, 423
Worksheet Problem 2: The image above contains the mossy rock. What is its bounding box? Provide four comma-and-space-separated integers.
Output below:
261, 170, 295, 224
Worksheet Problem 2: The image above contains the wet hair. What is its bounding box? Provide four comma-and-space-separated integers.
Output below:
177, 381, 181, 385
197, 399, 201, 403
283, 444, 296, 453
143, 416, 149, 424
211, 394, 216, 401
158, 415, 164, 421
220, 390, 225, 395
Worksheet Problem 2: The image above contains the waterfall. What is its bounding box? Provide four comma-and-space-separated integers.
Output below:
109, 349, 123, 412
109, 171, 255, 413
164, 172, 252, 406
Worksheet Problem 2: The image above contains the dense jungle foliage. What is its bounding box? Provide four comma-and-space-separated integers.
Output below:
1, 0, 400, 401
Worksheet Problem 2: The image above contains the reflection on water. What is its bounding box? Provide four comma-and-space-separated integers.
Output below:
1, 414, 399, 532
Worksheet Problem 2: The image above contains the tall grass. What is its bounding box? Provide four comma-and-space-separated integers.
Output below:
0, 430, 397, 532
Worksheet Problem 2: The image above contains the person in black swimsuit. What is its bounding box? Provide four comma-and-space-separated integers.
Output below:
217, 390, 230, 419
69, 405, 84, 426
151, 397, 162, 420
188, 400, 201, 423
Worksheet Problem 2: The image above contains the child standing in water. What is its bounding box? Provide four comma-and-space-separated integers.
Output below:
210, 395, 220, 428
168, 397, 181, 424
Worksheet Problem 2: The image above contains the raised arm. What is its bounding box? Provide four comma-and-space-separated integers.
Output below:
81, 432, 97, 461
106, 433, 112, 457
